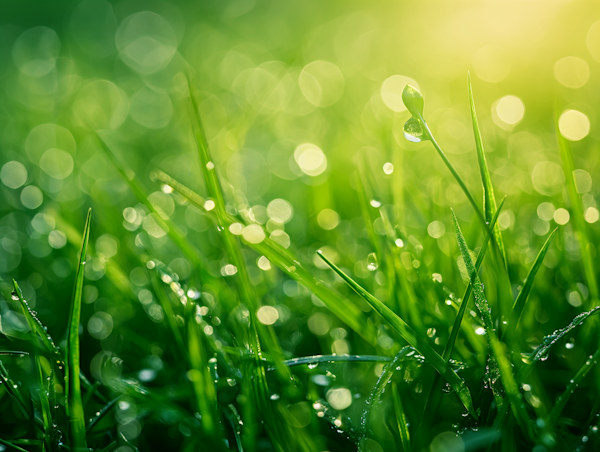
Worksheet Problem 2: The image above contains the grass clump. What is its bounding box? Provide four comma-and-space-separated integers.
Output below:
1, 7, 600, 451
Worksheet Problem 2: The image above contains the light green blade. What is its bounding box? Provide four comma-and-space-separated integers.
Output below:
316, 251, 477, 419
507, 228, 558, 338
65, 208, 92, 451
467, 72, 506, 266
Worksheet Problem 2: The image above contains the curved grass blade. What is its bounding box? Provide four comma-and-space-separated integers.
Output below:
282, 354, 391, 368
65, 208, 91, 451
316, 251, 477, 418
225, 404, 244, 452
0, 351, 28, 355
358, 347, 415, 451
547, 348, 600, 426
468, 72, 506, 265
525, 306, 600, 366
556, 118, 599, 307
452, 211, 534, 438
391, 381, 410, 452
11, 280, 59, 355
12, 281, 52, 449
506, 228, 558, 339
151, 169, 377, 346
87, 396, 120, 431
0, 361, 28, 416
0, 438, 29, 452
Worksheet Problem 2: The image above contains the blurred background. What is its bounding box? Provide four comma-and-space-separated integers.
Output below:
1, 0, 600, 449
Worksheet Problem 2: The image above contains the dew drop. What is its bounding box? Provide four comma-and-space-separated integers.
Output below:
403, 117, 426, 143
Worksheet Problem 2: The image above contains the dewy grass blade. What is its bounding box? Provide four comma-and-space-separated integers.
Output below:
523, 306, 600, 368
65, 208, 91, 451
452, 210, 534, 437
358, 347, 415, 451
186, 77, 287, 448
506, 228, 558, 339
445, 197, 505, 361
391, 381, 410, 452
12, 281, 52, 449
316, 251, 477, 418
468, 72, 506, 266
86, 396, 120, 431
547, 348, 600, 426
416, 197, 505, 438
11, 280, 59, 355
187, 311, 219, 439
556, 119, 599, 307
282, 355, 391, 367
151, 169, 378, 346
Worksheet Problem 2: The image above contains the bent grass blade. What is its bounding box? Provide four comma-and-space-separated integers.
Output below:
316, 251, 477, 418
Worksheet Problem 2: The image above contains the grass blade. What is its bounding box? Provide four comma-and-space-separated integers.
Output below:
445, 197, 506, 360
506, 228, 558, 338
451, 210, 534, 437
11, 280, 59, 355
468, 72, 506, 265
391, 381, 410, 452
316, 251, 477, 418
282, 355, 391, 367
547, 348, 600, 426
416, 197, 505, 440
556, 119, 599, 307
525, 306, 600, 366
359, 346, 415, 451
65, 208, 91, 451
87, 396, 120, 431
0, 438, 29, 452
186, 77, 288, 448
12, 281, 52, 449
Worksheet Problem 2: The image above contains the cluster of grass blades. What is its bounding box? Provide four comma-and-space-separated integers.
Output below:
2, 71, 600, 452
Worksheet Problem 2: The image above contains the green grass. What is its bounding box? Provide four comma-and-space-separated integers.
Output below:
2, 3, 600, 451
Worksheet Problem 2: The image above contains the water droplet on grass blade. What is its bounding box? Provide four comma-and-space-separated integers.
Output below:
383, 162, 394, 174
403, 117, 425, 143
367, 253, 378, 271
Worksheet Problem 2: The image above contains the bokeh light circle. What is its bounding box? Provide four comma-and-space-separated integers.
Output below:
559, 110, 590, 141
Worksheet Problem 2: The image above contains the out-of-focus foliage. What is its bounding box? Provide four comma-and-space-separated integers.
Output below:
1, 1, 600, 451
